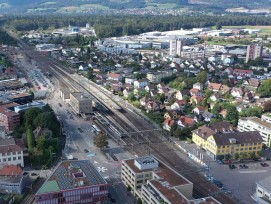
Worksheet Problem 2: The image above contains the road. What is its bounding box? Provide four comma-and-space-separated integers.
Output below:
7, 30, 237, 204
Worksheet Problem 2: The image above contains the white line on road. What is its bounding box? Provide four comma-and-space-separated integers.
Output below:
239, 170, 267, 173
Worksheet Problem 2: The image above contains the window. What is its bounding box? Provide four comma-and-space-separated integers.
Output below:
3, 158, 6, 162
18, 156, 21, 160
8, 158, 11, 161
13, 157, 16, 161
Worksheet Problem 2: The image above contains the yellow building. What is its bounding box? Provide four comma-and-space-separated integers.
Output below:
192, 122, 263, 160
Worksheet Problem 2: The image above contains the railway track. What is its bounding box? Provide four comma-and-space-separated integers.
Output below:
10, 34, 238, 203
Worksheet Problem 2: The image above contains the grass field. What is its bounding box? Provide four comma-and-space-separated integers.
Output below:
222, 25, 271, 35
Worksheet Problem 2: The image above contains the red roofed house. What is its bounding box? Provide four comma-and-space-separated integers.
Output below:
193, 106, 205, 115
189, 88, 203, 96
208, 83, 222, 92
178, 116, 195, 128
190, 96, 204, 105
233, 69, 253, 77
107, 73, 122, 81
163, 118, 175, 131
0, 164, 30, 194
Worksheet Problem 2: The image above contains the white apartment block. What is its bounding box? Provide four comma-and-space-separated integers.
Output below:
0, 138, 24, 167
121, 156, 221, 204
147, 70, 173, 83
252, 176, 271, 204
238, 117, 271, 146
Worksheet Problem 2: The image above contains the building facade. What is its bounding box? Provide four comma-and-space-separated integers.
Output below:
70, 92, 93, 115
245, 44, 263, 63
0, 107, 20, 131
35, 160, 108, 204
169, 39, 183, 56
0, 138, 24, 167
238, 117, 271, 147
192, 122, 263, 160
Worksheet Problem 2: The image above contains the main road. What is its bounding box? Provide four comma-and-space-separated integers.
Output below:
7, 30, 238, 204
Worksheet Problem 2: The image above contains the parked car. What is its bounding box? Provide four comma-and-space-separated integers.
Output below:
84, 149, 89, 153
229, 164, 236, 169
213, 180, 223, 188
239, 164, 248, 169
260, 162, 269, 167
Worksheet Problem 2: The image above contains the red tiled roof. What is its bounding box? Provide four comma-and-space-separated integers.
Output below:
233, 69, 253, 75
0, 107, 19, 117
208, 83, 222, 90
163, 118, 175, 127
196, 106, 205, 111
190, 88, 200, 94
108, 73, 120, 78
5, 67, 16, 74
177, 100, 187, 106
180, 116, 195, 126
0, 165, 23, 176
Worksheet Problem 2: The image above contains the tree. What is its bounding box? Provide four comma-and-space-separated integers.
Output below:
127, 185, 131, 192
94, 133, 108, 150
242, 152, 248, 159
258, 79, 271, 97
234, 152, 239, 160
196, 71, 208, 84
249, 152, 256, 159
170, 123, 178, 136
26, 127, 35, 151
173, 127, 191, 140
87, 68, 94, 80
225, 154, 231, 160
216, 22, 222, 30
263, 100, 271, 112
136, 198, 142, 204
24, 108, 43, 127
212, 102, 221, 115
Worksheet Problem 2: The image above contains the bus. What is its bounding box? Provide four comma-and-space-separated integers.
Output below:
92, 125, 101, 133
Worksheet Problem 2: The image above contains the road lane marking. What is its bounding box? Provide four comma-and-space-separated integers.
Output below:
239, 170, 267, 173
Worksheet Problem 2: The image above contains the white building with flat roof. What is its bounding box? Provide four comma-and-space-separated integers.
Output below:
252, 176, 271, 204
14, 101, 47, 113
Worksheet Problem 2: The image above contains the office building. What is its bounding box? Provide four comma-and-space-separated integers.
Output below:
252, 176, 271, 204
169, 39, 183, 56
121, 156, 221, 204
0, 138, 24, 167
238, 117, 271, 147
192, 122, 263, 160
245, 44, 263, 63
70, 92, 93, 115
35, 160, 108, 204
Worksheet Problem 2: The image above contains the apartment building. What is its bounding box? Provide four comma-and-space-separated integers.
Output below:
0, 165, 30, 194
70, 92, 93, 115
245, 44, 263, 63
252, 176, 271, 204
261, 113, 271, 124
169, 39, 183, 56
147, 70, 173, 83
238, 117, 271, 147
192, 122, 263, 160
121, 156, 221, 204
35, 160, 108, 204
0, 107, 20, 131
0, 138, 24, 167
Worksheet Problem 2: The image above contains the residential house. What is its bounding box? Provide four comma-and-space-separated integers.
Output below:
233, 69, 253, 77
175, 89, 190, 100
107, 73, 122, 81
208, 83, 222, 92
210, 93, 222, 102
4, 67, 17, 80
170, 100, 187, 111
231, 87, 244, 98
220, 85, 231, 94
163, 118, 175, 131
190, 96, 204, 105
145, 101, 164, 112
190, 88, 203, 97
202, 111, 215, 122
164, 110, 182, 120
123, 88, 133, 98
0, 165, 30, 194
145, 84, 156, 93
125, 77, 136, 85
219, 109, 228, 119
243, 91, 254, 103
33, 126, 52, 140
177, 116, 195, 128
193, 82, 203, 91
140, 97, 153, 107
134, 78, 149, 89
193, 106, 205, 115
150, 89, 158, 97
192, 122, 263, 160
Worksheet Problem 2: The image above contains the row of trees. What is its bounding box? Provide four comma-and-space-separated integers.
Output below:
6, 15, 271, 38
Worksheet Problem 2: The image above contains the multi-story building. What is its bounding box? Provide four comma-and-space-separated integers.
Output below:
169, 39, 183, 56
252, 176, 271, 204
0, 107, 20, 131
35, 160, 108, 204
192, 122, 263, 160
261, 113, 271, 124
245, 44, 263, 63
0, 138, 24, 167
147, 70, 173, 83
70, 92, 93, 115
121, 156, 221, 204
238, 117, 271, 147
0, 164, 30, 194
8, 93, 33, 105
